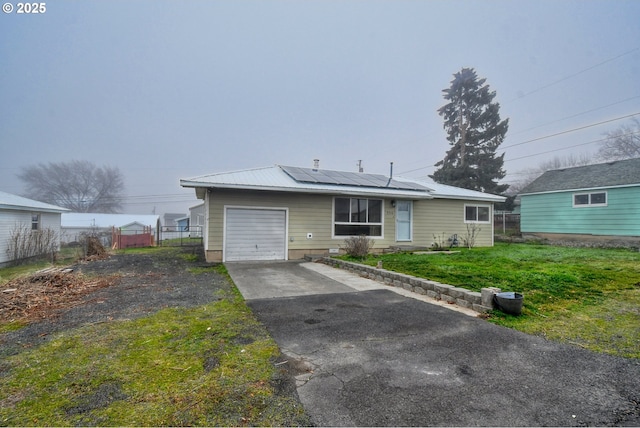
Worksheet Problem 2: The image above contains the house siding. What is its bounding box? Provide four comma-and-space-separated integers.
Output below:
189, 204, 205, 227
0, 209, 62, 265
521, 186, 640, 236
203, 189, 496, 262
414, 199, 495, 247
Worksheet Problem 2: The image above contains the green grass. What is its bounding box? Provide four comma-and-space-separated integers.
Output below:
346, 243, 640, 358
0, 292, 307, 426
0, 248, 308, 426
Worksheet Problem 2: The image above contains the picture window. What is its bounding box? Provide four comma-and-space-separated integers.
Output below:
334, 197, 383, 237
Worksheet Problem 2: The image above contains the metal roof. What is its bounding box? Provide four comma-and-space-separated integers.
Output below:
61, 213, 159, 229
280, 165, 432, 192
394, 176, 506, 202
520, 158, 640, 195
0, 190, 69, 213
180, 165, 505, 202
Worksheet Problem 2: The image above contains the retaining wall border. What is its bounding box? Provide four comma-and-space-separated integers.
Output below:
321, 257, 496, 314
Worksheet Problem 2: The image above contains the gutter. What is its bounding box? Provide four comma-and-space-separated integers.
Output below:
180, 181, 434, 200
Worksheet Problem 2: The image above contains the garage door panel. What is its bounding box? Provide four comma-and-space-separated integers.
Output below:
225, 208, 286, 261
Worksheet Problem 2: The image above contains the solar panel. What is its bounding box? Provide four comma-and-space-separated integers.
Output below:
280, 166, 429, 192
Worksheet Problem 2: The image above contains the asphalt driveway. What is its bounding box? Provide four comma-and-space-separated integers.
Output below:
227, 261, 640, 427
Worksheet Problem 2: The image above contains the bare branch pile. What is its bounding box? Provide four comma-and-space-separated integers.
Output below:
0, 267, 117, 324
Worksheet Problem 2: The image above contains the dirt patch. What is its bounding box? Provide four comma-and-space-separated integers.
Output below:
1, 268, 116, 325
0, 248, 234, 358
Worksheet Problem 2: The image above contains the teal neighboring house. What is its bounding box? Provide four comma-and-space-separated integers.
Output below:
519, 158, 640, 243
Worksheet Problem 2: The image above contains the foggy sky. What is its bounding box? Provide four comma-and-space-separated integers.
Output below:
1, 0, 639, 215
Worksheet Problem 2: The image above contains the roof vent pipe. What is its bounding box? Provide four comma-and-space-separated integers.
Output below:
313, 159, 319, 171
386, 162, 394, 187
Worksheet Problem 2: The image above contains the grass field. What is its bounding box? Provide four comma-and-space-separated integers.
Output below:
346, 242, 640, 359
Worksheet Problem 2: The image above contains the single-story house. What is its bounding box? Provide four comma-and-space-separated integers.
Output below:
518, 157, 640, 243
0, 190, 69, 266
60, 213, 160, 245
175, 216, 189, 231
188, 203, 205, 238
180, 164, 505, 262
163, 213, 186, 227
189, 203, 205, 229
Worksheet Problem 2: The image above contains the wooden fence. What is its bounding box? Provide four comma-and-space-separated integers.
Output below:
111, 226, 155, 249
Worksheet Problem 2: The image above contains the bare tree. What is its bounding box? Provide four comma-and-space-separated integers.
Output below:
597, 118, 640, 162
18, 160, 125, 213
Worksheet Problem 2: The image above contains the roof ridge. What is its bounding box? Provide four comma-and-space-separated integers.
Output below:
277, 164, 388, 176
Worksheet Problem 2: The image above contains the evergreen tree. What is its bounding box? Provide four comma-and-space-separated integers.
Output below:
430, 68, 509, 194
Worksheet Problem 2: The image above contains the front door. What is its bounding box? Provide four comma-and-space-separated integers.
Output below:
396, 201, 412, 242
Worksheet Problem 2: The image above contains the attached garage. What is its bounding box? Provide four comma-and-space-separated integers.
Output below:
181, 165, 505, 263
224, 207, 287, 262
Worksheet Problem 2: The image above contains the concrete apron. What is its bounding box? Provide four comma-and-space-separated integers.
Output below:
225, 260, 354, 300
227, 260, 477, 317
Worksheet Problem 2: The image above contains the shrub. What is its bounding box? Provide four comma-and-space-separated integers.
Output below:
432, 232, 457, 251
342, 235, 375, 258
462, 223, 481, 249
6, 224, 59, 265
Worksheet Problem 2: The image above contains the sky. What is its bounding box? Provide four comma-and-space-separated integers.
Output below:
1, 0, 639, 216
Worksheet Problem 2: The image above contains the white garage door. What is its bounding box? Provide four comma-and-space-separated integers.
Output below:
225, 208, 287, 261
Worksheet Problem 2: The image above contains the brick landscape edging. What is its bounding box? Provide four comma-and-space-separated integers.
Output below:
321, 257, 493, 314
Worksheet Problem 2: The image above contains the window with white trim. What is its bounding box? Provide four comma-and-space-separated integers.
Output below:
334, 197, 383, 237
31, 214, 40, 230
464, 204, 490, 223
573, 191, 607, 207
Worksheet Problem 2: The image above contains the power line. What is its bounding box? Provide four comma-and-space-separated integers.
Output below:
398, 112, 640, 176
501, 112, 640, 150
504, 130, 640, 163
509, 95, 640, 136
399, 52, 640, 176
507, 47, 640, 102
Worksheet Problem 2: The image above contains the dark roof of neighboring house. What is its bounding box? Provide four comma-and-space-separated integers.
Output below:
520, 157, 640, 195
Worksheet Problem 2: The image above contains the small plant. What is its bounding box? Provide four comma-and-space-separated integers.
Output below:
462, 223, 481, 249
342, 235, 375, 258
432, 232, 457, 251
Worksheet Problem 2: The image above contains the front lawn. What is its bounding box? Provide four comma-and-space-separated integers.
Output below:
348, 243, 640, 358
0, 248, 309, 426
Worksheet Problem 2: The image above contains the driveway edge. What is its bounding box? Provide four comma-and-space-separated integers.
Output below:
321, 257, 493, 314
